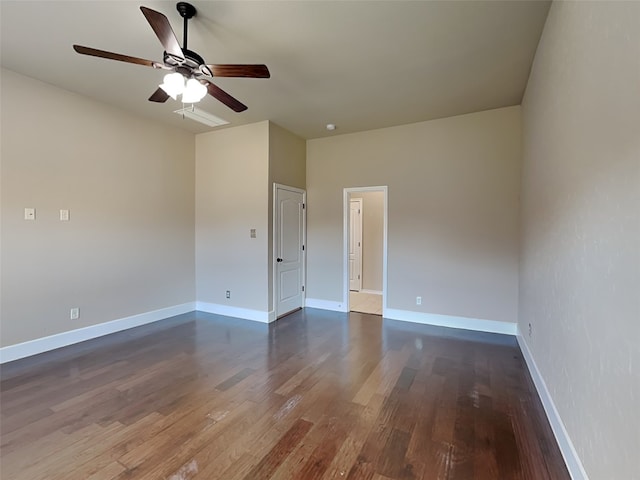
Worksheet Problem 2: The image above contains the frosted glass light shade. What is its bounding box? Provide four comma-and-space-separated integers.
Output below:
182, 78, 207, 103
159, 72, 185, 100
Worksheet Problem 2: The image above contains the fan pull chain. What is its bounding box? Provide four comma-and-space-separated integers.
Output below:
178, 102, 196, 119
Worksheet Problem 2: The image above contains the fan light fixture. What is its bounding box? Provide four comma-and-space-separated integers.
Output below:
73, 3, 270, 111
159, 72, 207, 103
182, 78, 208, 103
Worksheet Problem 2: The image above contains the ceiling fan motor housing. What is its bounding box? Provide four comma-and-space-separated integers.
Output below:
164, 49, 213, 77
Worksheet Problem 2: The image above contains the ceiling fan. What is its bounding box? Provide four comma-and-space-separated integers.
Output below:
73, 2, 269, 112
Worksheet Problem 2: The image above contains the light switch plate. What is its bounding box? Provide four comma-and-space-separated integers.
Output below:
24, 208, 35, 220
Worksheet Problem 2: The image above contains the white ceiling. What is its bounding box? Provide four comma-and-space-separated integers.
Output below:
0, 1, 550, 139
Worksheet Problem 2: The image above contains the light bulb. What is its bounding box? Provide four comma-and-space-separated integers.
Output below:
182, 78, 207, 103
159, 72, 185, 100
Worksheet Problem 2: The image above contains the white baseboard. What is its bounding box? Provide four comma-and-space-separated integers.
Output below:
196, 302, 274, 323
0, 302, 196, 364
360, 289, 382, 295
383, 308, 517, 335
517, 333, 588, 480
304, 298, 348, 312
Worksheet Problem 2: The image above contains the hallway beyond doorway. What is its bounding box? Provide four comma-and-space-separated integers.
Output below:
349, 291, 382, 315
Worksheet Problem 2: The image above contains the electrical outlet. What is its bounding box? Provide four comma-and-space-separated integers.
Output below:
226, 290, 231, 299
416, 296, 422, 305
70, 308, 79, 320
528, 323, 532, 337
60, 209, 70, 221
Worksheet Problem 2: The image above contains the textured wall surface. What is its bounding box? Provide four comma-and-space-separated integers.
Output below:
1, 69, 195, 347
307, 106, 521, 323
195, 122, 270, 312
519, 2, 640, 478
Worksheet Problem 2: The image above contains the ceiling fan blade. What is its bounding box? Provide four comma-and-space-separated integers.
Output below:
140, 6, 184, 60
206, 64, 271, 78
73, 45, 164, 68
205, 82, 248, 112
148, 88, 170, 103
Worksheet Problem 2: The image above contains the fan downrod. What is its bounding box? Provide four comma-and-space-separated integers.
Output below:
176, 2, 196, 50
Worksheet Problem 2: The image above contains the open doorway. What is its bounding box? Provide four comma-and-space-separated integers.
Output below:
344, 187, 387, 316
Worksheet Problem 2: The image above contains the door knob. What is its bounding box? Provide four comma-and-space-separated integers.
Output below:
277, 258, 283, 262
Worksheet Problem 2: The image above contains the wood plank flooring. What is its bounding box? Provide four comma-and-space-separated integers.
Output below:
0, 309, 570, 480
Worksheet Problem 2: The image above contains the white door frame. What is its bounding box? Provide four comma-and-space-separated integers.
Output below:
349, 198, 363, 291
273, 183, 307, 318
343, 186, 388, 314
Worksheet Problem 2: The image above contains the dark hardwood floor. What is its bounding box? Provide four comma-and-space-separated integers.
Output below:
0, 309, 570, 480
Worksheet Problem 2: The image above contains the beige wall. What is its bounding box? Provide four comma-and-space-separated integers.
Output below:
0, 69, 195, 347
307, 106, 521, 323
196, 121, 305, 315
519, 2, 640, 479
195, 121, 270, 312
268, 122, 307, 192
267, 122, 306, 310
350, 191, 383, 292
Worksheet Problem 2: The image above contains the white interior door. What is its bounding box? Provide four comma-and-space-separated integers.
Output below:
275, 185, 305, 318
349, 198, 363, 291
